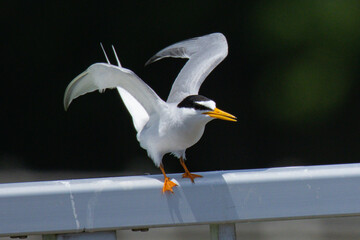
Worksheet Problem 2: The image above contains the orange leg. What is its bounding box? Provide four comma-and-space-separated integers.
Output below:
179, 157, 203, 183
160, 163, 178, 193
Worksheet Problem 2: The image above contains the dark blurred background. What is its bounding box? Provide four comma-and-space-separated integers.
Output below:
1, 1, 359, 177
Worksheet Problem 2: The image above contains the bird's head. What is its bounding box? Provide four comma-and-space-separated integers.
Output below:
177, 95, 237, 122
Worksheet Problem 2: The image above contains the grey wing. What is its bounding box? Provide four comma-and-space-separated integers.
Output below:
146, 33, 228, 103
64, 63, 165, 116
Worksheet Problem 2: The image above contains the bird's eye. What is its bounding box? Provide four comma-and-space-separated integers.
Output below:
193, 104, 212, 111
177, 100, 212, 111
177, 95, 213, 111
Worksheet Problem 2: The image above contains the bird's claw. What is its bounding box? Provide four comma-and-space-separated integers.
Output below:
162, 177, 178, 193
182, 172, 203, 183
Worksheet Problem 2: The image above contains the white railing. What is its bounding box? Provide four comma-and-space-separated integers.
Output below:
1, 163, 360, 240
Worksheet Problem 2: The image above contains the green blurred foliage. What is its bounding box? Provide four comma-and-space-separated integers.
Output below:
251, 0, 359, 125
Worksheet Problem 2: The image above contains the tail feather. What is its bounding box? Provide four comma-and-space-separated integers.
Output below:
100, 43, 111, 64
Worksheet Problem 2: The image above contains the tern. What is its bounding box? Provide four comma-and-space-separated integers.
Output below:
64, 33, 236, 193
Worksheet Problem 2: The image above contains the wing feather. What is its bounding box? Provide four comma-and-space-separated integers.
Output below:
146, 33, 228, 103
64, 63, 164, 117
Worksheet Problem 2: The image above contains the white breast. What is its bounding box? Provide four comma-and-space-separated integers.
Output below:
137, 104, 211, 166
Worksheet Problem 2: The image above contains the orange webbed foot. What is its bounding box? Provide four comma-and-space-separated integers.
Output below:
162, 177, 178, 193
182, 172, 203, 183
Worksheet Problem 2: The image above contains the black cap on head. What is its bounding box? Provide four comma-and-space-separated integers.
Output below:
177, 95, 213, 111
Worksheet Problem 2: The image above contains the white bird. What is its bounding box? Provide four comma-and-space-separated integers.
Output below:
64, 33, 236, 193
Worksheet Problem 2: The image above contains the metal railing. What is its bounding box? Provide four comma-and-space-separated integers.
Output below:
1, 163, 360, 240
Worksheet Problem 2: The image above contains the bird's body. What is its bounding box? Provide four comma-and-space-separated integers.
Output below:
64, 33, 236, 193
138, 101, 210, 166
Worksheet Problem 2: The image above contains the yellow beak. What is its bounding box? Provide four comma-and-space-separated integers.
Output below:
203, 108, 237, 122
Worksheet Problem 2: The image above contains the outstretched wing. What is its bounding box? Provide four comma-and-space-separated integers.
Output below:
146, 33, 228, 103
64, 63, 165, 119
100, 45, 150, 133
